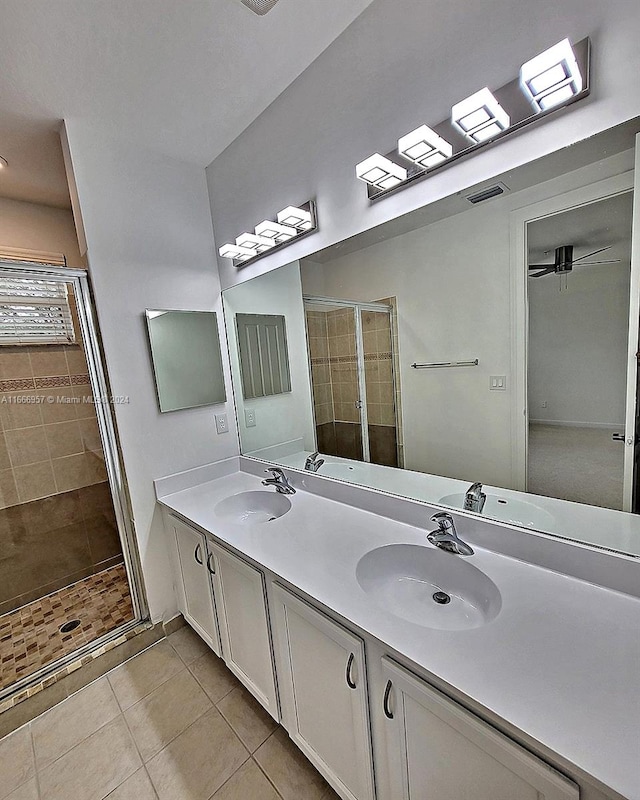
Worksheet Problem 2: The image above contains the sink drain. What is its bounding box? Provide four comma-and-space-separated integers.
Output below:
432, 591, 451, 605
59, 619, 81, 634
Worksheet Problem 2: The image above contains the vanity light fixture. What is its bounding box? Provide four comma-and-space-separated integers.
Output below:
235, 232, 275, 253
355, 37, 589, 201
398, 126, 453, 168
218, 243, 256, 262
255, 220, 297, 243
355, 154, 408, 190
520, 38, 583, 112
218, 201, 317, 268
451, 88, 510, 143
277, 206, 313, 230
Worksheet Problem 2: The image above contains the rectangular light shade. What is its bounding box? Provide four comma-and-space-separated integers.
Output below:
235, 232, 275, 253
398, 125, 453, 169
255, 220, 297, 242
355, 153, 408, 190
520, 39, 582, 112
451, 88, 510, 143
219, 243, 255, 261
277, 206, 313, 230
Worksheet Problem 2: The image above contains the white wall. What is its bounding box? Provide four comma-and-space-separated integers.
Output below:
0, 197, 83, 266
301, 150, 634, 487
223, 261, 315, 456
207, 0, 640, 291
528, 263, 630, 427
63, 120, 239, 623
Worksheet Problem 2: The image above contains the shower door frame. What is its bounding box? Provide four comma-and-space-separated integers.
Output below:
304, 295, 394, 464
0, 261, 148, 701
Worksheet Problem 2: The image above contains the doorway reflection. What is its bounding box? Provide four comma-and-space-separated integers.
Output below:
304, 297, 402, 468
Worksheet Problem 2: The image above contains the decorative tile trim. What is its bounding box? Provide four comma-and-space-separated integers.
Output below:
33, 375, 71, 388
311, 352, 392, 366
0, 378, 35, 392
0, 373, 91, 393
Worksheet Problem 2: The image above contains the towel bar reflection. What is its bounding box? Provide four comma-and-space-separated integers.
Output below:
411, 359, 479, 369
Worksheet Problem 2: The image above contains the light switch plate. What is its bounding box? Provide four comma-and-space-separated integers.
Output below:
244, 409, 256, 428
215, 413, 229, 434
489, 375, 506, 391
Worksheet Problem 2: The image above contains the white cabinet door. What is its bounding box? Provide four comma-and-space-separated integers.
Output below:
209, 541, 279, 721
381, 657, 578, 800
272, 584, 375, 800
171, 515, 220, 656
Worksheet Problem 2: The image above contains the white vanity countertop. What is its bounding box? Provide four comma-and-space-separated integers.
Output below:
159, 471, 640, 800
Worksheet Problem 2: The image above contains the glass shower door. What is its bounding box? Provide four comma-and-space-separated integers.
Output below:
305, 300, 364, 461
360, 306, 398, 467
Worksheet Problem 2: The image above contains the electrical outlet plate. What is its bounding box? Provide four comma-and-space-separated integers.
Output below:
244, 409, 256, 428
215, 413, 229, 434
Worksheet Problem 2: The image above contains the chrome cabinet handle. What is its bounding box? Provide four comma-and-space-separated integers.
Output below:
346, 653, 356, 689
383, 679, 394, 719
206, 552, 215, 575
194, 543, 203, 565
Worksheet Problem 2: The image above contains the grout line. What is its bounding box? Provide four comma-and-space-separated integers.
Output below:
28, 722, 43, 800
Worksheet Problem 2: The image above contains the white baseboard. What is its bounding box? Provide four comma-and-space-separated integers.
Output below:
529, 419, 624, 430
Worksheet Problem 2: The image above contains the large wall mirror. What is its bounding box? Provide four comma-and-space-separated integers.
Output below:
222, 117, 640, 557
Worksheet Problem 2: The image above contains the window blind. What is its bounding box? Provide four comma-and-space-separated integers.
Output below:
0, 278, 76, 345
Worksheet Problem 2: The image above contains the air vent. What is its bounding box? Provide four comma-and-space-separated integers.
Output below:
240, 0, 280, 14
464, 182, 510, 204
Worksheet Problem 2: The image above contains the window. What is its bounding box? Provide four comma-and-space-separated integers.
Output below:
0, 278, 76, 345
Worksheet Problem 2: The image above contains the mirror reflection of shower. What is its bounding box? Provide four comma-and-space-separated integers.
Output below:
303, 296, 403, 468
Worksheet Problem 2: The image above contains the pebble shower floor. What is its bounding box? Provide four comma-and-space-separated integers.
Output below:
0, 563, 133, 692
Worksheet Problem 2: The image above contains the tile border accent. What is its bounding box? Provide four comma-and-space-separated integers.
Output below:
310, 352, 392, 366
0, 374, 91, 392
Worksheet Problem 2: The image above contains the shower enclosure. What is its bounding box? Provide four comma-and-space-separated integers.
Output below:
304, 296, 402, 467
0, 261, 146, 700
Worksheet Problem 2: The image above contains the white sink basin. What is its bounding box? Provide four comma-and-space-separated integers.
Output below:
439, 492, 554, 530
356, 544, 501, 630
320, 462, 367, 480
214, 491, 291, 525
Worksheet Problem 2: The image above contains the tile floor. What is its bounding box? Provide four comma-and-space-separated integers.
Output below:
0, 564, 133, 691
0, 626, 340, 800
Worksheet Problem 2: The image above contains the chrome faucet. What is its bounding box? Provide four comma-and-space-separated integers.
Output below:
262, 467, 296, 495
427, 512, 474, 556
464, 482, 486, 513
304, 451, 325, 473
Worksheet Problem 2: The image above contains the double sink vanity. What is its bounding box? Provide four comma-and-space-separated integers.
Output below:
155, 457, 640, 800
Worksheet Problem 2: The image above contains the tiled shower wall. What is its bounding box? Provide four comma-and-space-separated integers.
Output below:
0, 290, 122, 615
306, 303, 403, 467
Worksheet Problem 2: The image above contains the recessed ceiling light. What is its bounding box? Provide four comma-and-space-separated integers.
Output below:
520, 39, 582, 112
0, 157, 7, 169
240, 0, 280, 15
451, 88, 510, 143
398, 125, 453, 169
235, 232, 275, 253
355, 154, 408, 189
277, 206, 313, 230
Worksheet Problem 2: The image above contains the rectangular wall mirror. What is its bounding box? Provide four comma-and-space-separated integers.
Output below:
146, 309, 226, 412
221, 117, 640, 558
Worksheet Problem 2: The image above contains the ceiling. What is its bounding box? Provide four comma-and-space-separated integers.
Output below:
0, 0, 375, 208
528, 189, 634, 268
